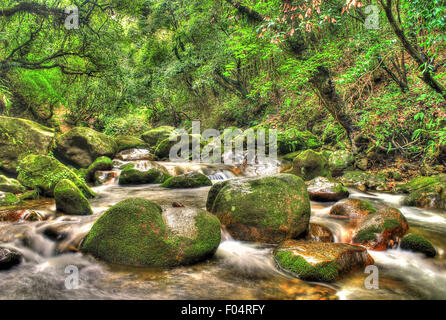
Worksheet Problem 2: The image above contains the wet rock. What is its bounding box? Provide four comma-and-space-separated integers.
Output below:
0, 175, 25, 194
86, 156, 113, 182
339, 170, 387, 191
0, 209, 43, 222
82, 198, 221, 267
306, 177, 349, 202
288, 150, 330, 181
119, 167, 170, 185
17, 155, 96, 198
352, 207, 408, 250
274, 240, 373, 282
400, 234, 436, 258
328, 150, 354, 176
0, 247, 23, 271
115, 148, 154, 161
305, 224, 334, 243
42, 225, 69, 241
206, 174, 311, 243
172, 202, 185, 208
161, 172, 212, 189
141, 126, 175, 148
330, 198, 376, 219
54, 179, 93, 216
0, 192, 20, 207
397, 175, 446, 210
114, 136, 148, 152
0, 116, 55, 173
55, 127, 118, 168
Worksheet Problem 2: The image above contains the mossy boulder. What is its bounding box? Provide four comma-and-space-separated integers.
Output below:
282, 151, 302, 162
400, 234, 436, 258
274, 240, 373, 282
161, 172, 212, 189
329, 198, 376, 219
0, 192, 20, 207
141, 126, 175, 148
0, 116, 55, 173
288, 150, 330, 181
0, 247, 23, 270
54, 179, 92, 216
55, 127, 118, 168
0, 175, 25, 194
114, 135, 148, 152
86, 157, 113, 182
206, 174, 311, 243
397, 175, 446, 210
339, 170, 387, 191
306, 177, 349, 202
119, 166, 171, 185
20, 190, 40, 201
328, 150, 354, 176
17, 155, 95, 198
352, 207, 409, 250
305, 224, 334, 243
81, 198, 221, 267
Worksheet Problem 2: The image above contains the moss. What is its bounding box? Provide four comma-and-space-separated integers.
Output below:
401, 234, 437, 258
383, 219, 400, 229
20, 190, 40, 201
141, 126, 175, 147
161, 172, 212, 188
354, 226, 383, 243
86, 156, 113, 181
147, 169, 171, 184
358, 200, 377, 213
275, 251, 338, 282
115, 135, 148, 152
0, 192, 21, 207
0, 116, 55, 173
17, 154, 96, 198
0, 175, 26, 194
54, 179, 92, 215
81, 198, 220, 267
396, 176, 440, 193
208, 174, 311, 243
291, 150, 331, 181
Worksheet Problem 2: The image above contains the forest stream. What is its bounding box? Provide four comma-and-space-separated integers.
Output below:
0, 154, 445, 300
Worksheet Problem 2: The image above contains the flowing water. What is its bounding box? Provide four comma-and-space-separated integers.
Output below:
1, 155, 445, 300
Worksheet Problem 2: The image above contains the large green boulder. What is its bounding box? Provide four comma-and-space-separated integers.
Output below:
114, 135, 148, 152
400, 234, 437, 258
17, 155, 95, 198
288, 150, 330, 181
0, 192, 20, 207
141, 126, 175, 148
206, 174, 311, 243
54, 179, 93, 216
161, 172, 212, 189
0, 116, 55, 173
328, 150, 354, 176
82, 198, 221, 267
306, 177, 349, 202
0, 175, 25, 194
352, 207, 409, 250
274, 240, 373, 282
55, 127, 118, 168
397, 175, 446, 210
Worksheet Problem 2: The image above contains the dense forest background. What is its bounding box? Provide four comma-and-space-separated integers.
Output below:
0, 0, 445, 168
